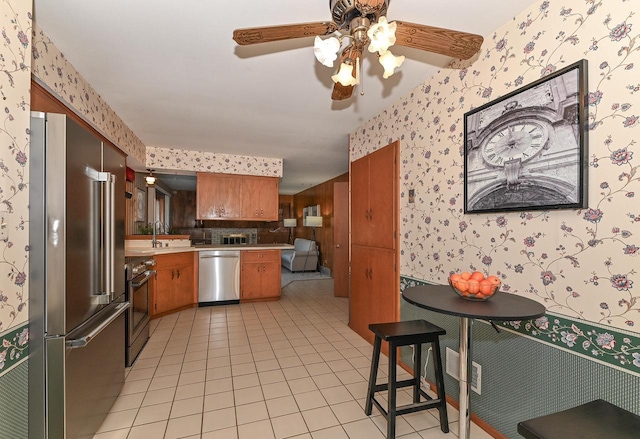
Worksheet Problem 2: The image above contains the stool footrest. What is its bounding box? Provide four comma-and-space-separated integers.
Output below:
371, 378, 419, 393
371, 396, 445, 418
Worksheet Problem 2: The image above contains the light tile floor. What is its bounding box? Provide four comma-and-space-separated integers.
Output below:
94, 279, 493, 439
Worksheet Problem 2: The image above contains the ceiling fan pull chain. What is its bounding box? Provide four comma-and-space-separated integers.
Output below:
359, 57, 365, 96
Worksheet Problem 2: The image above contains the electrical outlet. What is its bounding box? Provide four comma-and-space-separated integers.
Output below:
0, 220, 7, 241
445, 347, 482, 395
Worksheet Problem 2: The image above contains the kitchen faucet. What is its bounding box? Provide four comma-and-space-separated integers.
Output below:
151, 221, 164, 248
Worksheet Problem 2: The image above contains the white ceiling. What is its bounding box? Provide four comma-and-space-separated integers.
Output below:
33, 0, 536, 194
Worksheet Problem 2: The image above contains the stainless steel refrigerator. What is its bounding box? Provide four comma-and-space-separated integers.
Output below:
29, 112, 129, 439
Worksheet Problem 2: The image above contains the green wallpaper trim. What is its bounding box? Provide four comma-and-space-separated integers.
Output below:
400, 276, 640, 377
0, 322, 29, 378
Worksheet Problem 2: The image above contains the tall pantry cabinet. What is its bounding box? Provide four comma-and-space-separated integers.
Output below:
349, 141, 399, 343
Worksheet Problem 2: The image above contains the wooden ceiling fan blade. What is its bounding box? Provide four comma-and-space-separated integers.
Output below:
331, 83, 355, 101
394, 21, 484, 60
233, 22, 338, 45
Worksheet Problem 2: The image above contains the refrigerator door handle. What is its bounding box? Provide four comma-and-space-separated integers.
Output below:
66, 302, 130, 349
95, 171, 115, 304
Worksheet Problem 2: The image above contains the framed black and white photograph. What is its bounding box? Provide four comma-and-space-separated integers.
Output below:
463, 59, 588, 214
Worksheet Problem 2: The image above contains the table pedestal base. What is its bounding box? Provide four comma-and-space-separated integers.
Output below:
458, 317, 473, 439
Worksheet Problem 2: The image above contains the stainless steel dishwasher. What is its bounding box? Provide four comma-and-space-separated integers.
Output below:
198, 250, 241, 305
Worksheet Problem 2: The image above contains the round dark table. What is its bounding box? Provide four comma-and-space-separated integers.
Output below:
402, 285, 546, 439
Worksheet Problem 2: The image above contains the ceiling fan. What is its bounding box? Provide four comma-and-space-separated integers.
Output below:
232, 0, 484, 100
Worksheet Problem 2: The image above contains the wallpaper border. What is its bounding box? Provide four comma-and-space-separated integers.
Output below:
0, 322, 29, 379
400, 276, 640, 377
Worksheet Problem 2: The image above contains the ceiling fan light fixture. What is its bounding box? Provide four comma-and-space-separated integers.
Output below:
331, 60, 358, 86
379, 49, 405, 78
313, 36, 341, 67
367, 16, 397, 55
145, 169, 156, 185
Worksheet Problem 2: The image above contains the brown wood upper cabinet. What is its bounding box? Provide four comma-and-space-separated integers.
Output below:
241, 176, 279, 220
351, 144, 397, 249
196, 173, 279, 221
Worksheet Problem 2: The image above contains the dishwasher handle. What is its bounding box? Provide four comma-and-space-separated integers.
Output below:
200, 255, 239, 259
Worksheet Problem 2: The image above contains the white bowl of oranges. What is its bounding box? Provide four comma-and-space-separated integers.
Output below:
448, 271, 500, 301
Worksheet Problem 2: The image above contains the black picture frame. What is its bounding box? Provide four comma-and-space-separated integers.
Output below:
463, 59, 588, 214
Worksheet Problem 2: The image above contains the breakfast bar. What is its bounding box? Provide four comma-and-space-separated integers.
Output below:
402, 285, 546, 439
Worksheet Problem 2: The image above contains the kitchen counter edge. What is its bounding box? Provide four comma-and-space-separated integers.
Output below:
126, 244, 294, 257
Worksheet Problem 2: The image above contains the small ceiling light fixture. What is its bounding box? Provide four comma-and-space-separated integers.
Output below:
145, 169, 156, 185
378, 49, 405, 78
331, 58, 359, 87
367, 16, 397, 55
313, 36, 341, 67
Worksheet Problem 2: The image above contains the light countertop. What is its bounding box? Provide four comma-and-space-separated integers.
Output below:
125, 243, 294, 257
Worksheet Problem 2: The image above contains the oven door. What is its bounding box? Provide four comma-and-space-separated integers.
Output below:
126, 269, 154, 366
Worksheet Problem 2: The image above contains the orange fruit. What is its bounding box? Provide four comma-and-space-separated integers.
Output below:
486, 275, 500, 286
467, 279, 480, 294
475, 293, 486, 299
450, 273, 462, 282
479, 279, 493, 295
470, 271, 485, 281
456, 279, 469, 292
460, 272, 472, 280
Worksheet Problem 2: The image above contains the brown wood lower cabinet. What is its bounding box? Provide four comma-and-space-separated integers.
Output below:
151, 252, 197, 317
241, 250, 281, 301
349, 245, 397, 344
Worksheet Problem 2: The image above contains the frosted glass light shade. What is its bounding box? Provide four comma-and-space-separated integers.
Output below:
283, 219, 297, 227
379, 50, 405, 78
331, 62, 358, 86
367, 16, 397, 55
304, 216, 323, 227
313, 36, 341, 67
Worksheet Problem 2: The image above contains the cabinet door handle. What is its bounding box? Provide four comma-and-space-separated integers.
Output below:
177, 269, 180, 279
369, 268, 373, 280
260, 209, 264, 216
171, 270, 175, 280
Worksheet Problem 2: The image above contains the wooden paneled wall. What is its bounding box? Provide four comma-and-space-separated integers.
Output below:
292, 173, 349, 273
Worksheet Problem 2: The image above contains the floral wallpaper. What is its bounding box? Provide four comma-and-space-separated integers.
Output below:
0, 0, 31, 361
351, 0, 639, 335
147, 146, 283, 177
30, 23, 146, 164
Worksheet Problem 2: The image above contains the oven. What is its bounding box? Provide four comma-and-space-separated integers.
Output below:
125, 257, 155, 366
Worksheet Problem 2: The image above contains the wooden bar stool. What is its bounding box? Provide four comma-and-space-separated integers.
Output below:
365, 320, 449, 439
518, 399, 640, 439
